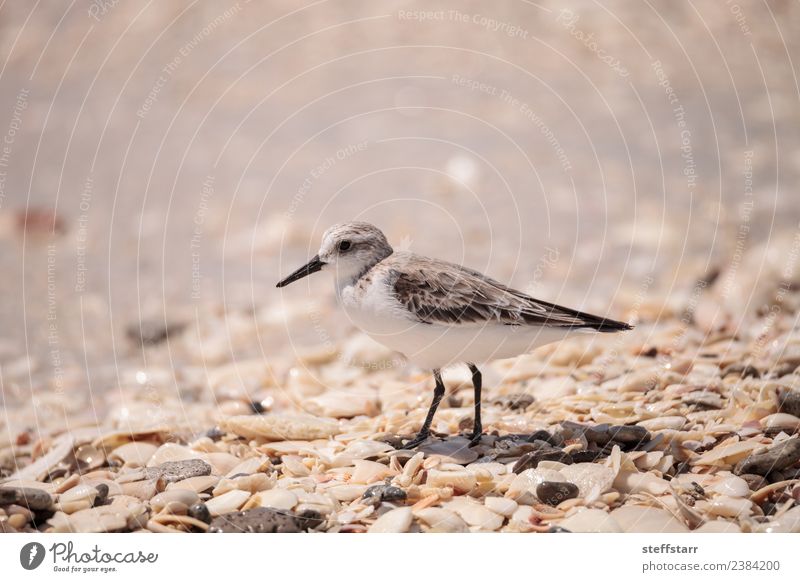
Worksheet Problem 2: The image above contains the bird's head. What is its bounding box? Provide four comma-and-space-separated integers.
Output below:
276, 221, 393, 288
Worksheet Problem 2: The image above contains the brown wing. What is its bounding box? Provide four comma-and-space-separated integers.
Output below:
390, 256, 630, 332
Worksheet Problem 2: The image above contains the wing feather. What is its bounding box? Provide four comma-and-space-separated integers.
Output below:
390, 255, 630, 332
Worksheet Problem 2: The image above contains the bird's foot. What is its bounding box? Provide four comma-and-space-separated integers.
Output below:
400, 432, 431, 450
468, 431, 483, 447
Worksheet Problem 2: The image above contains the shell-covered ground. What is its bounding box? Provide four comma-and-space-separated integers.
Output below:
2, 236, 800, 534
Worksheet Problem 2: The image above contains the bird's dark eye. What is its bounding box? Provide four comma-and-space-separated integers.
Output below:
338, 240, 351, 252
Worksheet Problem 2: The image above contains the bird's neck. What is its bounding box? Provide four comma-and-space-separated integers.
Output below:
335, 248, 393, 292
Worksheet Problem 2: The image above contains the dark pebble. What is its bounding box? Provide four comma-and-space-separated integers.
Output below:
740, 473, 768, 491
0, 487, 53, 511
607, 425, 650, 445
734, 439, 800, 476
536, 481, 579, 506
205, 427, 225, 441
250, 400, 265, 414
490, 393, 535, 410
126, 319, 186, 346
94, 484, 109, 506
144, 459, 212, 483
570, 449, 609, 463
362, 484, 407, 504
547, 525, 572, 533
525, 430, 563, 447
779, 389, 800, 418
208, 507, 306, 533
721, 362, 761, 379
296, 509, 324, 530
513, 448, 573, 474
188, 503, 212, 524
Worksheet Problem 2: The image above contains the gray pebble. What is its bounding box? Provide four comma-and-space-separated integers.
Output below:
362, 484, 407, 504
188, 503, 211, 524
0, 487, 53, 511
144, 459, 212, 483
779, 389, 800, 418
734, 439, 800, 476
208, 507, 305, 533
607, 425, 650, 445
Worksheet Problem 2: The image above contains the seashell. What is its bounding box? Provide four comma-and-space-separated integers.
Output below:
150, 489, 200, 513
109, 442, 158, 467
166, 475, 219, 494
120, 480, 158, 501
369, 507, 413, 533
9, 434, 74, 481
708, 475, 750, 498
306, 388, 380, 418
557, 508, 622, 532
484, 497, 517, 517
425, 469, 476, 493
694, 439, 764, 466
48, 496, 146, 533
613, 470, 670, 496
760, 413, 800, 434
559, 463, 616, 499
444, 497, 503, 531
325, 484, 367, 502
148, 513, 209, 532
146, 444, 200, 467
694, 520, 741, 533
203, 452, 241, 475
350, 460, 393, 484
757, 506, 800, 533
637, 416, 687, 431
506, 468, 565, 500
219, 414, 341, 440
247, 489, 298, 511
205, 489, 251, 516
59, 484, 99, 507
415, 508, 468, 532
281, 455, 310, 477
75, 444, 105, 470
225, 456, 271, 478
705, 496, 753, 518
610, 506, 689, 532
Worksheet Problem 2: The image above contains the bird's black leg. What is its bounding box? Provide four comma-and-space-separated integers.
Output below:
467, 363, 482, 445
402, 369, 445, 449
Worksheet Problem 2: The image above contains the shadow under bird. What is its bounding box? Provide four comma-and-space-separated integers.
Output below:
277, 222, 632, 448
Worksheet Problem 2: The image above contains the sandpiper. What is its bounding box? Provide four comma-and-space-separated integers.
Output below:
277, 222, 632, 448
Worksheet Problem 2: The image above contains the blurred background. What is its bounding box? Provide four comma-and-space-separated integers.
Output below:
1, 1, 799, 405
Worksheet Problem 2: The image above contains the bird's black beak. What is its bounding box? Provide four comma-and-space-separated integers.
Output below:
276, 255, 326, 288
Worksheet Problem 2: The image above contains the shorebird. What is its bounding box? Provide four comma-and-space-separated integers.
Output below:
277, 222, 632, 448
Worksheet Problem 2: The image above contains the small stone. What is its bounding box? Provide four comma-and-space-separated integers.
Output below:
536, 481, 579, 506
208, 507, 305, 533
607, 425, 650, 445
94, 484, 109, 506
490, 393, 534, 410
126, 319, 185, 346
721, 362, 760, 378
513, 448, 573, 474
188, 503, 212, 524
144, 459, 212, 483
740, 473, 767, 491
368, 507, 413, 533
362, 484, 407, 504
779, 389, 800, 418
0, 487, 53, 511
734, 439, 800, 476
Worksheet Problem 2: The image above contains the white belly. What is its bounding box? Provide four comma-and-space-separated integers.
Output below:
340, 285, 576, 369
